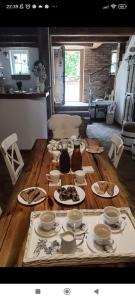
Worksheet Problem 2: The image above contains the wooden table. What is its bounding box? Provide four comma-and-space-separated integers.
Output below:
0, 139, 131, 267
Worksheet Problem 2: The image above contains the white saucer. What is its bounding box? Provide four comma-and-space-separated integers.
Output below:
63, 218, 88, 235
100, 214, 126, 233
34, 219, 61, 238
49, 179, 61, 187
86, 233, 117, 254
74, 179, 87, 186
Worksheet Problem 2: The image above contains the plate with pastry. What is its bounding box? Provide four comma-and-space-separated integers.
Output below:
91, 181, 119, 198
18, 187, 47, 206
54, 185, 85, 206
86, 146, 104, 154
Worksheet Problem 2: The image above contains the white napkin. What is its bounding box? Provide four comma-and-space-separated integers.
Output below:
82, 166, 94, 173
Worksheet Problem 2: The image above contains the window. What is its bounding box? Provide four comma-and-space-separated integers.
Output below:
111, 50, 117, 75
9, 49, 29, 75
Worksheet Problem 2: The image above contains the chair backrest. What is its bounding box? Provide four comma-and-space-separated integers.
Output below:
0, 133, 24, 185
108, 133, 124, 168
47, 114, 82, 139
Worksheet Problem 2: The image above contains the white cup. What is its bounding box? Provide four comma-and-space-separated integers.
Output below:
93, 223, 111, 245
52, 150, 60, 163
104, 206, 120, 225
75, 170, 85, 184
39, 211, 56, 231
49, 140, 56, 145
60, 230, 83, 253
67, 209, 83, 230
46, 170, 61, 183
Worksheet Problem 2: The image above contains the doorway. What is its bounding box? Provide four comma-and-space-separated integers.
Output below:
65, 49, 82, 102
52, 46, 84, 105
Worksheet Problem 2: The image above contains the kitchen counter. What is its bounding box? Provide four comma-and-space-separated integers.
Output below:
0, 87, 51, 99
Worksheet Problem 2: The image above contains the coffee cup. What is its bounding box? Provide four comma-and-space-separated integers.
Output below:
60, 230, 83, 254
39, 211, 55, 231
93, 223, 111, 245
75, 170, 85, 184
104, 206, 120, 225
49, 140, 56, 146
52, 150, 60, 163
46, 170, 61, 183
67, 209, 83, 230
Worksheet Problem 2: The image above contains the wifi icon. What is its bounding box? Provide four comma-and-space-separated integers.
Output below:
111, 3, 117, 9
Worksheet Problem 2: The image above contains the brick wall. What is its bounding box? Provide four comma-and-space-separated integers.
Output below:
83, 43, 118, 101
53, 43, 118, 102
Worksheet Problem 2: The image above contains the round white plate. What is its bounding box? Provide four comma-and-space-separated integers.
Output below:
86, 147, 104, 154
86, 233, 117, 254
100, 214, 126, 233
54, 185, 85, 206
91, 181, 119, 198
34, 219, 61, 238
62, 218, 88, 235
18, 187, 47, 206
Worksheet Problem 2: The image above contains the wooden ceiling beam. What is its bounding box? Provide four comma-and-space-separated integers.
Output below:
49, 27, 135, 36
52, 36, 129, 43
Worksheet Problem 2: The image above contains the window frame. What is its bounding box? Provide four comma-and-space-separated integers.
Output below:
110, 50, 117, 75
9, 49, 30, 76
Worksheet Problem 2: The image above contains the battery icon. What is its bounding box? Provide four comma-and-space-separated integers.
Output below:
118, 4, 127, 9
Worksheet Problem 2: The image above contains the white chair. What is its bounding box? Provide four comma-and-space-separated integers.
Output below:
108, 133, 124, 168
0, 133, 24, 185
47, 114, 82, 139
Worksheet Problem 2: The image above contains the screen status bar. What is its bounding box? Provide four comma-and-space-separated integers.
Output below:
0, 2, 128, 11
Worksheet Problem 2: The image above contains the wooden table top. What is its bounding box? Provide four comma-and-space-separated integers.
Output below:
0, 138, 130, 267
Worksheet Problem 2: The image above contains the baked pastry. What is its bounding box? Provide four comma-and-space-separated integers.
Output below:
20, 191, 30, 202
94, 185, 105, 195
57, 186, 79, 201
98, 181, 108, 193
107, 183, 115, 196
28, 189, 40, 203
20, 188, 45, 203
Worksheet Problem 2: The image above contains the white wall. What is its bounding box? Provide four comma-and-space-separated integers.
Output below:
0, 47, 39, 91
0, 97, 48, 149
115, 35, 135, 125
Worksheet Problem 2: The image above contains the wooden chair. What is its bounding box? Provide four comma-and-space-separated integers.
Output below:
0, 133, 24, 185
108, 133, 124, 168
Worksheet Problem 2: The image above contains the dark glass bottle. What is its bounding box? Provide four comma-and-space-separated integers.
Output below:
71, 140, 82, 172
59, 143, 70, 173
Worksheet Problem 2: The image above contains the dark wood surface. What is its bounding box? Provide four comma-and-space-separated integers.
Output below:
0, 139, 130, 267
0, 88, 51, 99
